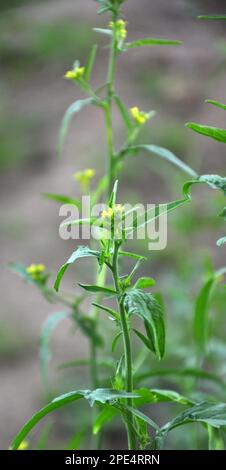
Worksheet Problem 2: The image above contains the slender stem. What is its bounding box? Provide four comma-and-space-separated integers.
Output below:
112, 242, 136, 450
104, 23, 118, 197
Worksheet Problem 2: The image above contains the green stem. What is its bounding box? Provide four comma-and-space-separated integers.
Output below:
104, 23, 118, 198
112, 241, 136, 450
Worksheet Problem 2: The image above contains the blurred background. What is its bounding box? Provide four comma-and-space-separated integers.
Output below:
1, 0, 226, 450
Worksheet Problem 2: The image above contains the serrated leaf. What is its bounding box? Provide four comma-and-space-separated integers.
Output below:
43, 193, 81, 207
10, 388, 140, 450
134, 277, 156, 289
58, 98, 94, 155
54, 246, 100, 292
128, 144, 197, 178
186, 122, 226, 143
79, 283, 117, 295
124, 289, 165, 360
206, 99, 226, 111
125, 38, 182, 49
40, 311, 70, 386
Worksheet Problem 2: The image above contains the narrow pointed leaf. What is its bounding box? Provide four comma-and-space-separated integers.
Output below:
206, 100, 226, 111
11, 388, 140, 450
40, 311, 70, 386
79, 284, 117, 295
198, 15, 226, 20
125, 38, 182, 49
43, 193, 81, 207
58, 98, 94, 155
84, 44, 98, 82
54, 246, 100, 292
193, 269, 226, 354
129, 144, 197, 177
186, 122, 226, 143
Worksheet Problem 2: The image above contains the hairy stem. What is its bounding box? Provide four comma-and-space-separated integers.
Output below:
112, 241, 136, 450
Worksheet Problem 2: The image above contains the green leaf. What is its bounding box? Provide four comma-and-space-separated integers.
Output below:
43, 193, 81, 207
207, 425, 225, 450
61, 217, 95, 227
124, 289, 165, 360
108, 179, 118, 207
206, 99, 226, 111
135, 367, 226, 391
114, 95, 132, 130
111, 331, 122, 352
125, 38, 182, 49
133, 328, 154, 352
93, 28, 113, 36
217, 237, 226, 247
186, 122, 226, 143
40, 311, 70, 386
198, 15, 226, 20
128, 144, 197, 178
134, 277, 156, 289
10, 388, 140, 450
119, 251, 147, 261
54, 246, 100, 292
133, 388, 193, 407
92, 302, 120, 320
78, 284, 117, 295
183, 175, 226, 197
58, 98, 94, 155
193, 269, 226, 354
84, 44, 98, 82
125, 405, 160, 432
93, 405, 118, 434
156, 402, 226, 449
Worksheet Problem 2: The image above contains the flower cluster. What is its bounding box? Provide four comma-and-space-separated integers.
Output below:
109, 19, 127, 41
64, 65, 85, 81
101, 204, 124, 219
130, 106, 150, 125
26, 264, 46, 280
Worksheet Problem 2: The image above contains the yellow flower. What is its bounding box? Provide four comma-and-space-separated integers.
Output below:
109, 19, 127, 41
130, 106, 150, 125
26, 264, 46, 280
64, 66, 85, 80
101, 207, 114, 219
18, 440, 29, 450
73, 168, 96, 192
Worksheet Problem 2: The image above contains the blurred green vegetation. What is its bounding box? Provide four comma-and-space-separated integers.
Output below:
0, 7, 94, 170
